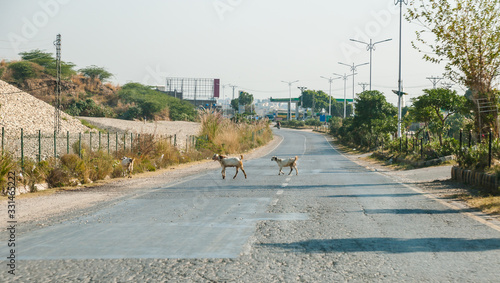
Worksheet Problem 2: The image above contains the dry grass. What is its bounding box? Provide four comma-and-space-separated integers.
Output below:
466, 196, 500, 215
198, 109, 272, 154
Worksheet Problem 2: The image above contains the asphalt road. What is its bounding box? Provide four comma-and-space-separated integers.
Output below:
2, 128, 500, 282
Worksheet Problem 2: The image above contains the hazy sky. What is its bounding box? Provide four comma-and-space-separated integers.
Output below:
0, 0, 460, 106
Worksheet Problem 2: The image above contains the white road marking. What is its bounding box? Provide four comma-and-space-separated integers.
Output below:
281, 183, 288, 188
277, 190, 284, 195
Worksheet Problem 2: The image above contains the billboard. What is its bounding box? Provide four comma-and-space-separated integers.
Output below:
165, 77, 220, 100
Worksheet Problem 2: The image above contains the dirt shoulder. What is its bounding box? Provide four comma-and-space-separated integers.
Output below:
0, 134, 283, 226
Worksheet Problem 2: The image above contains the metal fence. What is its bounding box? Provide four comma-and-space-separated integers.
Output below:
1, 127, 201, 164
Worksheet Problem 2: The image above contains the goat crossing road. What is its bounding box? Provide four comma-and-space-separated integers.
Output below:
2, 129, 500, 282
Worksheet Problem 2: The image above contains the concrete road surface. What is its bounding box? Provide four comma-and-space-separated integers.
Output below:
1, 129, 500, 282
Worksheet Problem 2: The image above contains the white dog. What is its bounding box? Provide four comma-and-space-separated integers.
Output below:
271, 156, 298, 175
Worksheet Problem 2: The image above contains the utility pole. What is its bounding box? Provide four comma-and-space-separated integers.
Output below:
228, 84, 237, 117
320, 76, 342, 116
297, 86, 307, 119
396, 0, 408, 138
53, 34, 61, 133
358, 82, 369, 92
426, 76, 444, 89
333, 72, 356, 118
281, 80, 299, 121
229, 84, 237, 100
350, 38, 392, 91
338, 61, 369, 115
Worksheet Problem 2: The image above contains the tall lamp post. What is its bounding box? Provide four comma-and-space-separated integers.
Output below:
297, 86, 307, 119
349, 38, 392, 91
396, 0, 408, 138
333, 72, 356, 118
320, 76, 342, 116
338, 62, 369, 115
281, 80, 299, 121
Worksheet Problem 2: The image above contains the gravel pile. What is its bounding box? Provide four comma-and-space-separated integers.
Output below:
0, 80, 91, 138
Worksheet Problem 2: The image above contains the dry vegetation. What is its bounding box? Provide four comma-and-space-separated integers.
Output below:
1, 110, 273, 194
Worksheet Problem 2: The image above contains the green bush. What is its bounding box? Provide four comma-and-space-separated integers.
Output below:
8, 61, 38, 82
305, 119, 322, 126
329, 117, 343, 135
281, 120, 305, 128
65, 99, 115, 117
0, 153, 17, 193
86, 151, 114, 181
118, 83, 196, 121
47, 167, 71, 188
60, 154, 88, 182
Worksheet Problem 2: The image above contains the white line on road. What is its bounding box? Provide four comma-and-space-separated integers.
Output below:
277, 190, 284, 195
281, 183, 288, 188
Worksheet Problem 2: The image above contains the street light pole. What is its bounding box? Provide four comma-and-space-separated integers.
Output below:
297, 86, 307, 119
338, 62, 369, 115
350, 38, 392, 91
396, 0, 408, 138
320, 76, 342, 116
281, 80, 299, 121
333, 72, 356, 118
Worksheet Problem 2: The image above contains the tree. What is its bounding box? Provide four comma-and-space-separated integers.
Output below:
230, 98, 239, 111
299, 90, 329, 112
19, 49, 53, 68
409, 88, 467, 145
238, 91, 254, 106
344, 91, 397, 147
406, 0, 500, 134
19, 49, 76, 79
231, 91, 254, 113
79, 65, 113, 82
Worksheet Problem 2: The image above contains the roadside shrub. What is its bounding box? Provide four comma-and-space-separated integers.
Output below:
329, 117, 343, 135
197, 110, 272, 155
20, 159, 51, 192
60, 154, 89, 183
305, 119, 322, 126
111, 163, 124, 178
85, 151, 114, 181
47, 167, 71, 188
0, 153, 17, 193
